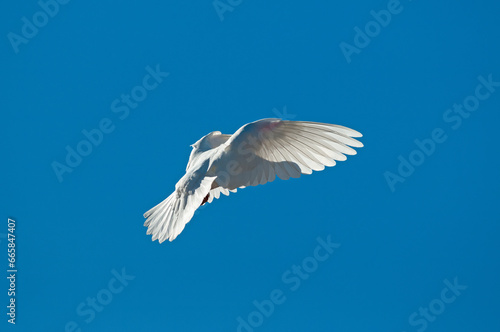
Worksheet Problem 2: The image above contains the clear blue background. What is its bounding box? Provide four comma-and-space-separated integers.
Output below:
2, 0, 499, 331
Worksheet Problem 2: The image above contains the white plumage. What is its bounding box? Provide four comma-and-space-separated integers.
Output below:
144, 118, 363, 243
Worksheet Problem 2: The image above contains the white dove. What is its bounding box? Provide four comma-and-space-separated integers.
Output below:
144, 118, 363, 243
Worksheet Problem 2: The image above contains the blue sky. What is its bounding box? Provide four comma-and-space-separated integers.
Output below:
2, 0, 500, 331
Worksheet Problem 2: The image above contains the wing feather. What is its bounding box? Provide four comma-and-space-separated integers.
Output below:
207, 187, 239, 204
213, 119, 362, 189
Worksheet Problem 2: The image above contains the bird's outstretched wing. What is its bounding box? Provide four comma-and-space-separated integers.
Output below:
143, 175, 216, 242
213, 118, 363, 190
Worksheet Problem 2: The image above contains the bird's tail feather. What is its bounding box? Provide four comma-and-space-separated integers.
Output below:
143, 176, 216, 242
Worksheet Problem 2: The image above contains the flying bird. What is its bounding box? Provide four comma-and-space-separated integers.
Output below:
144, 118, 363, 243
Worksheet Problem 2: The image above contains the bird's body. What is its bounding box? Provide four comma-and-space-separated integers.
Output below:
144, 118, 363, 243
